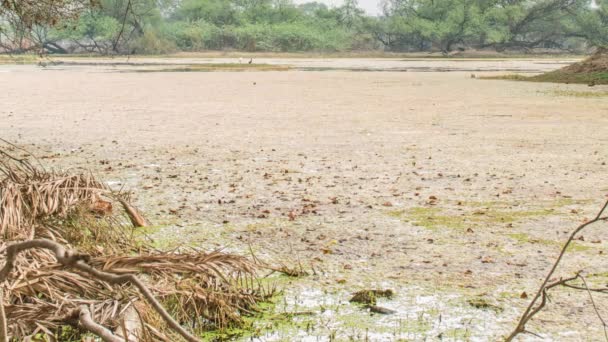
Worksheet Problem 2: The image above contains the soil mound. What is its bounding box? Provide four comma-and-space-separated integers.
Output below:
561, 48, 608, 74
531, 48, 608, 84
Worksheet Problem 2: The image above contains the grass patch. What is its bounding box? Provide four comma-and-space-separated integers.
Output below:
507, 233, 554, 246
530, 70, 608, 85
566, 242, 592, 252
201, 300, 287, 341
508, 232, 593, 253
480, 74, 530, 81
397, 204, 555, 231
440, 328, 473, 340
481, 72, 608, 84
482, 50, 608, 85
0, 54, 38, 64
467, 298, 503, 313
403, 207, 467, 230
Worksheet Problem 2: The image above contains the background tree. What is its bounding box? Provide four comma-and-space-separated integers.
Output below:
1, 0, 606, 54
0, 0, 96, 52
568, 0, 608, 47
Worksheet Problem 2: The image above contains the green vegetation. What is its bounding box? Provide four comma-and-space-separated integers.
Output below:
480, 74, 531, 81
467, 298, 503, 313
402, 207, 467, 231
482, 72, 608, 85
392, 202, 556, 231
531, 71, 608, 85
507, 232, 554, 246
483, 48, 608, 85
507, 232, 593, 253
483, 71, 608, 85
0, 55, 38, 64
1, 0, 607, 54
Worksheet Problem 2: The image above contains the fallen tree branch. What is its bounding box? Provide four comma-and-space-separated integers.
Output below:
0, 239, 201, 342
77, 305, 123, 342
506, 200, 608, 341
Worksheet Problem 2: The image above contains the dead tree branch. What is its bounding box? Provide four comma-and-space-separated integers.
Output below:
0, 239, 201, 342
77, 305, 123, 342
506, 200, 608, 341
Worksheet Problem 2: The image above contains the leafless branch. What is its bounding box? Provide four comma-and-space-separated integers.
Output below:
77, 305, 123, 342
0, 239, 201, 342
506, 200, 608, 341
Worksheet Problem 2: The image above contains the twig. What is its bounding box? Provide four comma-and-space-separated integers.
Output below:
506, 200, 608, 341
0, 239, 201, 342
580, 275, 608, 341
117, 198, 147, 228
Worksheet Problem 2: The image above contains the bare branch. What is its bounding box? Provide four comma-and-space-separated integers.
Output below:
506, 200, 608, 341
0, 239, 201, 342
77, 305, 124, 342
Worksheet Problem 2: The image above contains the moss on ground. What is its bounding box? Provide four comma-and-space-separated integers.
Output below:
391, 202, 557, 231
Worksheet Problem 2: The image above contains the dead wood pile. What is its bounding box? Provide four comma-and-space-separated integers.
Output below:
0, 144, 270, 341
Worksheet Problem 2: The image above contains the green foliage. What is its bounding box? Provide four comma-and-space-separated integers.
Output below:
9, 0, 608, 54
132, 29, 177, 54
53, 13, 120, 42
377, 0, 604, 52
174, 0, 241, 26
571, 0, 608, 47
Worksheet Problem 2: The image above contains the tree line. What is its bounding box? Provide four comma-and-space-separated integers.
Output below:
0, 0, 606, 54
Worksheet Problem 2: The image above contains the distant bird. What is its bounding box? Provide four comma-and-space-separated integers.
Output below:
38, 61, 48, 68
470, 73, 476, 79
248, 58, 253, 64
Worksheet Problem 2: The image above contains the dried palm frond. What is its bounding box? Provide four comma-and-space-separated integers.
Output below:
0, 144, 271, 341
0, 152, 106, 239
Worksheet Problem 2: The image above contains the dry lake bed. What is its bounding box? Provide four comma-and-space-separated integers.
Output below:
1, 57, 608, 341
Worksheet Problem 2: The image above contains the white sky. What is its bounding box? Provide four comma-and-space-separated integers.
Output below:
293, 0, 382, 15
